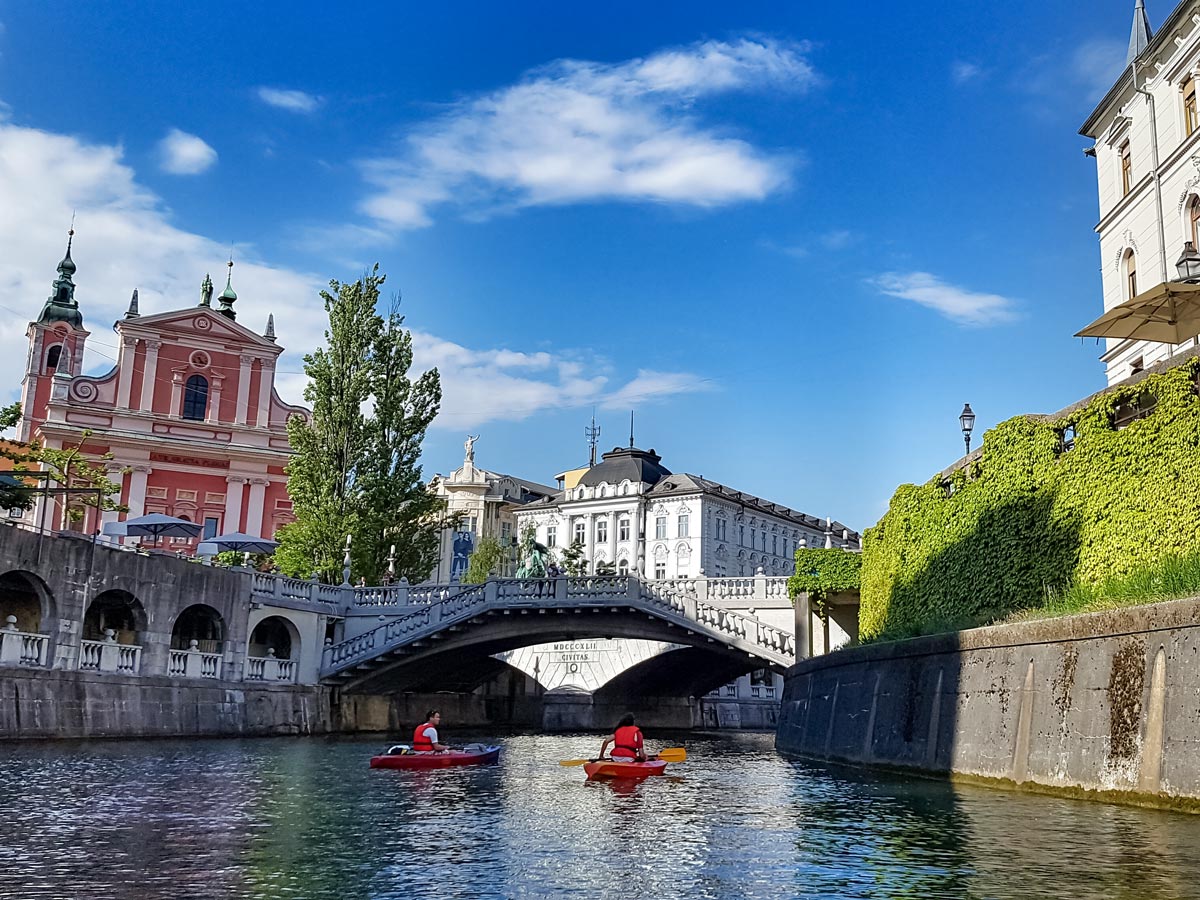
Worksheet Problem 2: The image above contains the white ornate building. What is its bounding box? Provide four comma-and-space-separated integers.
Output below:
429, 437, 556, 581
1081, 0, 1200, 383
514, 444, 860, 578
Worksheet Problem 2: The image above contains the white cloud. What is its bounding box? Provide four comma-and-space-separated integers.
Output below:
952, 61, 983, 84
157, 128, 217, 175
871, 272, 1018, 326
256, 87, 323, 114
360, 37, 816, 229
820, 229, 856, 250
0, 114, 709, 431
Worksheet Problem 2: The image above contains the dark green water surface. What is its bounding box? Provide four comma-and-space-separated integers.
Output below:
0, 732, 1197, 899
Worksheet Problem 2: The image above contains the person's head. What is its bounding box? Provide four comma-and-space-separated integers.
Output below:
426, 709, 441, 725
617, 713, 635, 728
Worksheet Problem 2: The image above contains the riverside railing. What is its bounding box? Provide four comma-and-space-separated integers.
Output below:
0, 617, 49, 667
322, 574, 795, 677
167, 642, 223, 679
78, 631, 142, 674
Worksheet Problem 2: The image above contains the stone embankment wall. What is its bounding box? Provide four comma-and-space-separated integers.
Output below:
776, 597, 1200, 810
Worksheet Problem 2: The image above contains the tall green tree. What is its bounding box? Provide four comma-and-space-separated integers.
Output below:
275, 267, 444, 584
462, 535, 505, 584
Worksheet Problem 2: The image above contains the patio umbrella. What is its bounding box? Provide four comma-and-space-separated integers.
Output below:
102, 513, 202, 546
1074, 281, 1200, 344
196, 532, 279, 555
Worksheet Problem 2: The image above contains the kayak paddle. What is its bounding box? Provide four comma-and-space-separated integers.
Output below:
559, 747, 687, 767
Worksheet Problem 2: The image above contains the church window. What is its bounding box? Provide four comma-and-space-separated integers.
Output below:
655, 516, 667, 539
182, 374, 209, 420
1124, 249, 1138, 300
618, 517, 630, 541
45, 345, 62, 371
1120, 141, 1132, 195
546, 525, 557, 548
677, 513, 689, 537
596, 519, 608, 544
1186, 79, 1198, 136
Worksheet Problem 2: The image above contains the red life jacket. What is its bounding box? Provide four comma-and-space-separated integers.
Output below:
612, 725, 643, 758
413, 722, 435, 752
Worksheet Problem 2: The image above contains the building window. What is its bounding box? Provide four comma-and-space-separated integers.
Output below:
1125, 249, 1138, 300
750, 528, 755, 548
45, 345, 62, 371
546, 525, 557, 548
618, 559, 629, 576
1120, 141, 1132, 196
772, 535, 778, 555
1190, 197, 1200, 246
203, 516, 220, 540
596, 519, 608, 544
739, 524, 745, 545
618, 517, 630, 542
182, 374, 209, 420
467, 516, 478, 535
677, 513, 689, 537
655, 516, 667, 539
573, 520, 585, 544
1187, 79, 1198, 136
654, 562, 666, 580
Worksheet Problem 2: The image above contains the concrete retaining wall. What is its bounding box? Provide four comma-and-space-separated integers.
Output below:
776, 596, 1200, 810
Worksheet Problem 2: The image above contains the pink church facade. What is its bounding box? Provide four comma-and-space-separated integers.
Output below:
15, 236, 308, 550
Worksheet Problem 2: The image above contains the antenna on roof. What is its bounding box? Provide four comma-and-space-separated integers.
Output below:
629, 410, 635, 449
585, 409, 601, 467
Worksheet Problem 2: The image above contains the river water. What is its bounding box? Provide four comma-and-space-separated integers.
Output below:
0, 732, 1198, 899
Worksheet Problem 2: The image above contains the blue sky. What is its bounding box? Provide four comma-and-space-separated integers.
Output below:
0, 1, 1145, 529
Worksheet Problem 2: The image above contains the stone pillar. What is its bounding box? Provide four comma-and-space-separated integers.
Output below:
245, 477, 268, 537
256, 360, 274, 427
138, 340, 161, 412
169, 370, 185, 416
225, 476, 246, 534
207, 374, 225, 424
794, 591, 812, 660
126, 465, 149, 518
99, 463, 125, 543
116, 336, 136, 409
235, 355, 254, 425
609, 513, 618, 570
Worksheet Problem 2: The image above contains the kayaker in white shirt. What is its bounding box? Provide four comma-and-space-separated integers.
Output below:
413, 709, 451, 752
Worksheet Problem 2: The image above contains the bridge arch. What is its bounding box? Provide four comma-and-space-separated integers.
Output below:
83, 590, 146, 645
591, 646, 758, 702
0, 569, 56, 634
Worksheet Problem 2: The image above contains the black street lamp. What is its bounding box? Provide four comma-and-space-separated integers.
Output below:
1176, 241, 1200, 282
960, 403, 976, 455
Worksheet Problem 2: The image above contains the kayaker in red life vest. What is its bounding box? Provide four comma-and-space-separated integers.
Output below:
413, 709, 450, 753
598, 713, 646, 761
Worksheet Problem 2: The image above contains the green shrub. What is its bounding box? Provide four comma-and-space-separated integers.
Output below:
862, 358, 1200, 641
789, 548, 861, 606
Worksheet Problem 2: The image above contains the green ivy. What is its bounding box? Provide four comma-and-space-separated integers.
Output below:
789, 548, 861, 604
861, 358, 1200, 641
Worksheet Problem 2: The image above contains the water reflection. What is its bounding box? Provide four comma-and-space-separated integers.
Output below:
0, 734, 1198, 898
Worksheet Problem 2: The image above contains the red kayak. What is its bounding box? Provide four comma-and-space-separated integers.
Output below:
583, 758, 668, 780
370, 745, 501, 769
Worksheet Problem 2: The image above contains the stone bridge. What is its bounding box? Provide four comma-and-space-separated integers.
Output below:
308, 574, 796, 695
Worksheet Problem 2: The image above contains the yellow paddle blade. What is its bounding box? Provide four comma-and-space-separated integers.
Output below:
559, 758, 591, 767
656, 747, 687, 763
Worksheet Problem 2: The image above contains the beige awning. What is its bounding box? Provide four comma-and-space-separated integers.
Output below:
1075, 281, 1200, 344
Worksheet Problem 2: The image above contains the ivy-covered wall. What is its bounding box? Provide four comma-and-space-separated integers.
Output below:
789, 548, 861, 604
861, 358, 1200, 640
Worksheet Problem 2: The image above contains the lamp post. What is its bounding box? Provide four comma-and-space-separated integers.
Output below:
1175, 241, 1200, 282
960, 403, 976, 455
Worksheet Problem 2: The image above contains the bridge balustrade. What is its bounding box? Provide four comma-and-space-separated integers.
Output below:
0, 617, 48, 667
167, 643, 223, 679
78, 632, 142, 674
245, 650, 298, 683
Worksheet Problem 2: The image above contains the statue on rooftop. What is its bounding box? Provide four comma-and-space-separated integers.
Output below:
464, 434, 478, 464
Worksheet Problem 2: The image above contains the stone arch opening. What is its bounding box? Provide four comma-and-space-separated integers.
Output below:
0, 570, 54, 634
171, 604, 225, 653
83, 590, 145, 645
249, 615, 299, 660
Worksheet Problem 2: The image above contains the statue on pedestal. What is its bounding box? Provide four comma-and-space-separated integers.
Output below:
464, 434, 479, 464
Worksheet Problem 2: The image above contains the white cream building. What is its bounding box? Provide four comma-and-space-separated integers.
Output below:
1082, 0, 1200, 383
514, 444, 860, 578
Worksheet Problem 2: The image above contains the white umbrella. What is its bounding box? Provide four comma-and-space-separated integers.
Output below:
103, 513, 202, 547
1075, 281, 1200, 344
196, 532, 280, 555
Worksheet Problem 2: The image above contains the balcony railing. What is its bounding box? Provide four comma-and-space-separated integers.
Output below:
0, 617, 49, 667
78, 631, 142, 674
167, 643, 223, 679
245, 651, 298, 683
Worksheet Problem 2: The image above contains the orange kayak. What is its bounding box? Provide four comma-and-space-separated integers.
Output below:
583, 758, 668, 780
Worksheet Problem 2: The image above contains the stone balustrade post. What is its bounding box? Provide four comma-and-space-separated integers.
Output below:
397, 577, 409, 606
184, 640, 201, 678
626, 573, 641, 603
0, 616, 20, 665
794, 592, 812, 660
484, 579, 499, 607
266, 647, 281, 681
682, 595, 697, 621
695, 570, 709, 603
99, 628, 119, 672
555, 574, 569, 602
753, 566, 767, 602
